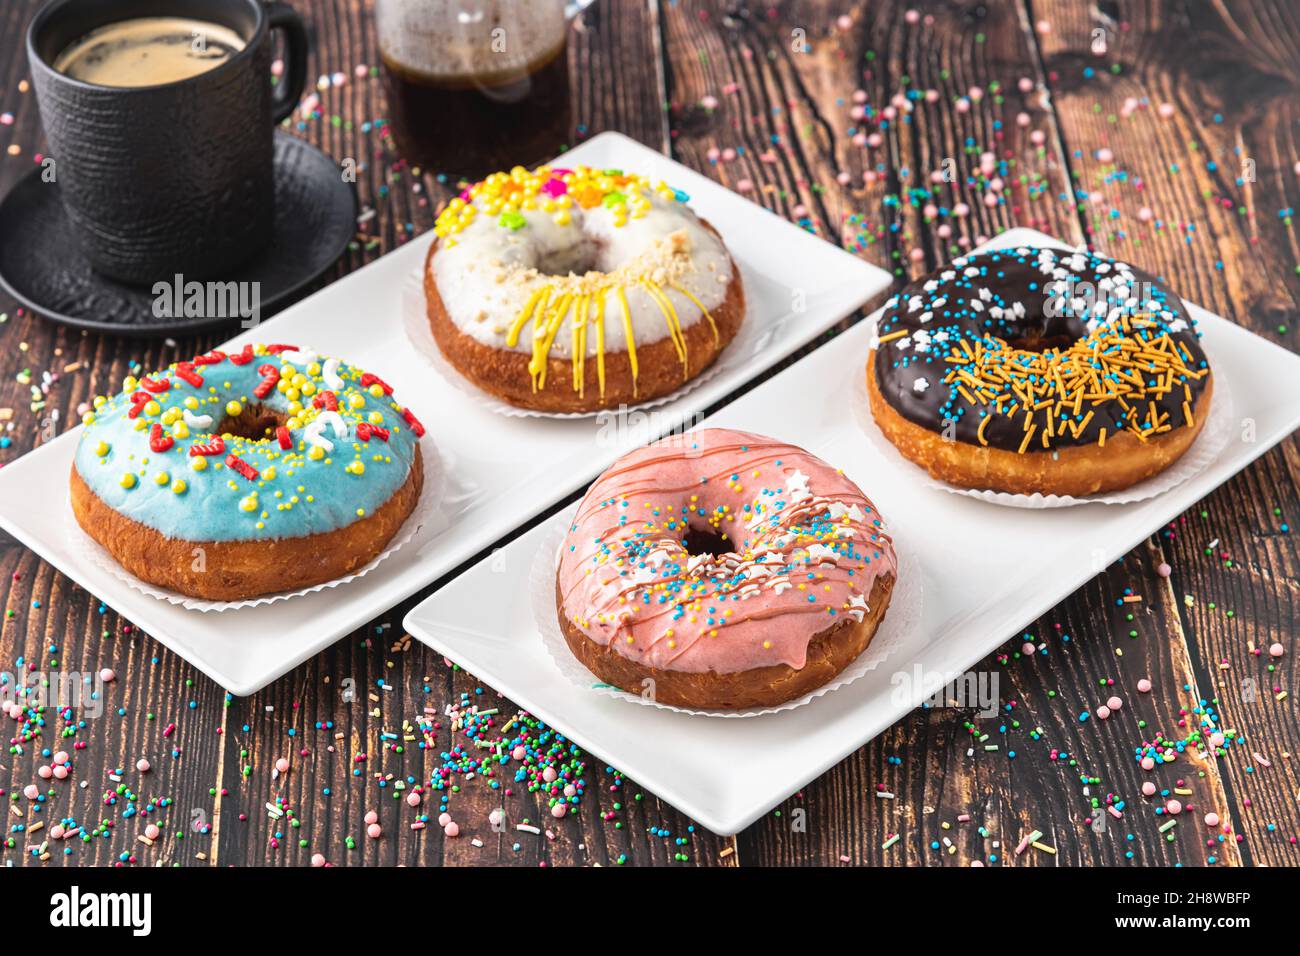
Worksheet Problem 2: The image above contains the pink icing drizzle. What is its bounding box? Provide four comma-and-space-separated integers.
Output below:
558, 429, 897, 674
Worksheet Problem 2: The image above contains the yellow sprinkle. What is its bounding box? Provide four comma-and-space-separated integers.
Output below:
171, 479, 187, 495
119, 473, 137, 489
225, 400, 242, 416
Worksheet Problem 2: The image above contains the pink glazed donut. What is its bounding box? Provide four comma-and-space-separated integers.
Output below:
555, 428, 898, 709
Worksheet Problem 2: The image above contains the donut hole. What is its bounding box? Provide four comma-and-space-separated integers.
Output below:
216, 403, 288, 443
1005, 313, 1085, 353
532, 234, 604, 278
1008, 330, 1077, 353
682, 526, 731, 558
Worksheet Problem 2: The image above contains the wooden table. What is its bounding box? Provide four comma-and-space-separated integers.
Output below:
1, 0, 1296, 867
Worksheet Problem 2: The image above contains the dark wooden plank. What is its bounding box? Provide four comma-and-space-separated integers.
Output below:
1034, 0, 1300, 867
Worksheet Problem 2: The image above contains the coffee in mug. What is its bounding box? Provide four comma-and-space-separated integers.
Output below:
27, 0, 307, 285
52, 16, 247, 88
376, 0, 574, 179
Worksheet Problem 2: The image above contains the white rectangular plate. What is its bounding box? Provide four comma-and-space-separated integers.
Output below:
0, 132, 892, 695
403, 227, 1300, 835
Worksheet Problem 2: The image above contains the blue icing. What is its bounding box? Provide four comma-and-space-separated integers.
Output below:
74, 346, 423, 543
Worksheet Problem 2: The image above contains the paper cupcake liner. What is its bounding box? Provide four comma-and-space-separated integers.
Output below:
851, 324, 1234, 509
401, 262, 760, 420
66, 435, 445, 612
529, 503, 923, 718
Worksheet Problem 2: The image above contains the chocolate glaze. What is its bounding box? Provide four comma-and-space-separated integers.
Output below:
872, 246, 1210, 451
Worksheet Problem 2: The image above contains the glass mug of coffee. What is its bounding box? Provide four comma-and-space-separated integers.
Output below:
27, 0, 308, 285
377, 0, 594, 179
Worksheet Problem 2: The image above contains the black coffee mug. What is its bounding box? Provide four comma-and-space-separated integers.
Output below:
27, 0, 308, 284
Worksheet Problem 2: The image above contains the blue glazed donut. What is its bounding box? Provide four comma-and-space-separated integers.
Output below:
70, 343, 426, 600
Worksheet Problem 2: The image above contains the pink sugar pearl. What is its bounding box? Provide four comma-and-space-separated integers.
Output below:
1269, 643, 1284, 658
1210, 732, 1226, 748
99, 668, 115, 682
145, 824, 160, 840
136, 759, 151, 773
1096, 705, 1111, 720
23, 785, 39, 799
438, 813, 452, 827
1107, 696, 1123, 711
38, 765, 53, 779
1204, 812, 1220, 827
542, 767, 558, 783
53, 765, 69, 780
1142, 782, 1157, 797
53, 751, 69, 765
1141, 757, 1156, 771
366, 823, 382, 839
406, 791, 422, 807
1137, 679, 1152, 693
444, 822, 460, 838
274, 757, 289, 774
364, 810, 378, 825
488, 809, 505, 827
1166, 800, 1183, 815
512, 746, 526, 760
551, 803, 568, 819
312, 853, 327, 867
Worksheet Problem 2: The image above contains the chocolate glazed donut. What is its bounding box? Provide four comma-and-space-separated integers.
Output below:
867, 246, 1213, 495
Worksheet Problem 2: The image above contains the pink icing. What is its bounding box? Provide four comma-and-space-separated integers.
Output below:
558, 428, 897, 675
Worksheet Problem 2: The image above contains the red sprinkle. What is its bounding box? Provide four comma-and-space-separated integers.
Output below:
189, 436, 226, 457
193, 350, 227, 366
313, 391, 339, 411
265, 343, 298, 354
174, 363, 204, 388
139, 376, 171, 394
401, 408, 425, 437
276, 426, 292, 450
127, 392, 152, 419
360, 372, 393, 394
225, 454, 259, 481
356, 423, 390, 442
228, 345, 255, 366
253, 364, 280, 399
148, 423, 174, 453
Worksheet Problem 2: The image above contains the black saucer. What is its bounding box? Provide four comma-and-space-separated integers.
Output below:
0, 132, 356, 337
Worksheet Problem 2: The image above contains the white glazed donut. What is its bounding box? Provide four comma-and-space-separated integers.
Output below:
424, 165, 747, 413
